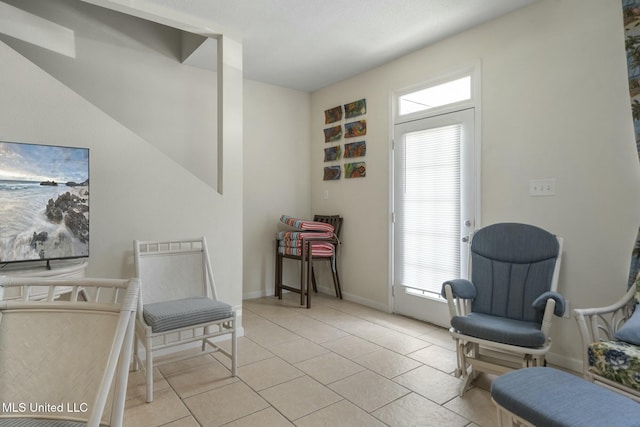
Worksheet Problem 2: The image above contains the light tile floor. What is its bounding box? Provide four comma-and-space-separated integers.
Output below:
123, 292, 497, 427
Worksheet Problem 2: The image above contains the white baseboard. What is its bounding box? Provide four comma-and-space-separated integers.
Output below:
546, 351, 582, 374
243, 289, 272, 300
244, 285, 389, 314
316, 285, 390, 313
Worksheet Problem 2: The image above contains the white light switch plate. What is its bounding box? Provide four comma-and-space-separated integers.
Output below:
529, 178, 556, 196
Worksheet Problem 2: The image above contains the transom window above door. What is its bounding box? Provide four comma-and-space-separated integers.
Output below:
398, 74, 472, 117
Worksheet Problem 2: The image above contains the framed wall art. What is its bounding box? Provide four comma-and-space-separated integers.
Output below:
321, 98, 368, 181
344, 98, 366, 118
344, 162, 366, 178
344, 120, 366, 138
323, 165, 341, 181
324, 145, 341, 162
323, 125, 342, 143
344, 140, 366, 158
324, 105, 343, 124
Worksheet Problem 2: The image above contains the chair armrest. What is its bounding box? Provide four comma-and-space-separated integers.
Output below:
531, 292, 565, 341
441, 279, 475, 319
441, 279, 476, 299
532, 291, 565, 317
573, 285, 636, 343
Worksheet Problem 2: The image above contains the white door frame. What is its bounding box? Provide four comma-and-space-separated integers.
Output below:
389, 64, 481, 324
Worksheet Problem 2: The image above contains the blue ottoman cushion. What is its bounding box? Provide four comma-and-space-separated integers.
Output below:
491, 367, 640, 427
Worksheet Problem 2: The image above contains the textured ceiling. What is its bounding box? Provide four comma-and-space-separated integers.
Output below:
145, 0, 538, 92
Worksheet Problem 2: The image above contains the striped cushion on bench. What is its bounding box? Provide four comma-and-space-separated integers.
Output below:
278, 242, 335, 257
280, 215, 334, 232
143, 297, 232, 333
276, 230, 334, 242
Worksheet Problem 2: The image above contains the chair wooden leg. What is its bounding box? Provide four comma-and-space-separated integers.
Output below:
306, 248, 313, 309
310, 259, 342, 299
333, 257, 342, 299
311, 266, 319, 293
329, 254, 342, 299
278, 254, 283, 299
300, 251, 305, 306
275, 240, 282, 299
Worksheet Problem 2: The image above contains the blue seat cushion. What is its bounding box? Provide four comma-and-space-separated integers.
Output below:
615, 307, 640, 345
491, 367, 640, 427
143, 297, 232, 333
451, 312, 545, 347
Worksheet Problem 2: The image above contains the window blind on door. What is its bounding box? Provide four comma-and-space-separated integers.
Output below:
395, 124, 461, 294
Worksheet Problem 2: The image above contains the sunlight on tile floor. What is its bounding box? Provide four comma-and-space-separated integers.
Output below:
123, 292, 494, 427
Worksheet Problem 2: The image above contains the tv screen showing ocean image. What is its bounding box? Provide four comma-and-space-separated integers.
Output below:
0, 141, 89, 263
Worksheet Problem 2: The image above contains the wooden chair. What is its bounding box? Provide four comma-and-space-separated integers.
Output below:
133, 237, 237, 403
0, 276, 139, 427
310, 214, 343, 298
275, 215, 343, 307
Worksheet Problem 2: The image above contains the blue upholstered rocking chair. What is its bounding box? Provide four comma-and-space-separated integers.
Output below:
441, 223, 565, 396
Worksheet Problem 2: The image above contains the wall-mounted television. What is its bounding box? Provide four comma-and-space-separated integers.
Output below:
0, 141, 89, 266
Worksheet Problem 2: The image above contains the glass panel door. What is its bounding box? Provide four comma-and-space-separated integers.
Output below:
393, 108, 476, 327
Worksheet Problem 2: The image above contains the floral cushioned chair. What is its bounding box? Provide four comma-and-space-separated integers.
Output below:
574, 274, 640, 401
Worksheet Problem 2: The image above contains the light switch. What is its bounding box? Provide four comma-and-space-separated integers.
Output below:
529, 179, 555, 196
323, 189, 329, 200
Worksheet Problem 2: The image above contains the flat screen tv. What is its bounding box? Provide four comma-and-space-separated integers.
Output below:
0, 141, 89, 266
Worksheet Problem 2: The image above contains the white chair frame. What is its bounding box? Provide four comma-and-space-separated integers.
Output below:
133, 237, 237, 403
443, 236, 563, 396
493, 398, 535, 427
573, 285, 640, 401
0, 276, 138, 427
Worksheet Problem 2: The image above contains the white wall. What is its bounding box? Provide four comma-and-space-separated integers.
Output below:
0, 3, 244, 315
243, 79, 311, 299
5, 0, 638, 369
310, 0, 640, 368
1, 0, 219, 189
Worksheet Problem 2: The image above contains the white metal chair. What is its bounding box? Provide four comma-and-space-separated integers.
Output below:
442, 223, 565, 396
0, 276, 139, 427
574, 284, 640, 401
133, 237, 237, 403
